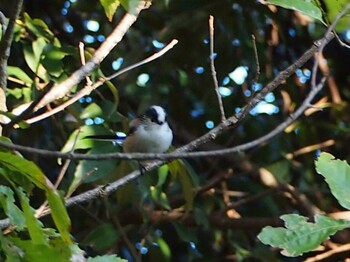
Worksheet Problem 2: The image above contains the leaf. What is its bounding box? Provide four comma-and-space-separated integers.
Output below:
169, 160, 195, 210
100, 0, 121, 21
83, 223, 120, 251
61, 125, 115, 152
0, 231, 24, 261
258, 214, 350, 257
80, 103, 104, 119
263, 0, 325, 24
16, 188, 46, 245
0, 186, 26, 230
42, 45, 72, 78
10, 238, 74, 262
0, 152, 72, 243
323, 0, 350, 31
69, 143, 119, 186
7, 66, 33, 85
120, 0, 147, 15
315, 152, 350, 209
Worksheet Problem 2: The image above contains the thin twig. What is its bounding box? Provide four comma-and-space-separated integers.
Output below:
24, 39, 178, 125
209, 15, 226, 122
78, 42, 92, 86
305, 243, 350, 262
251, 34, 260, 84
34, 1, 150, 110
0, 10, 340, 228
0, 78, 327, 161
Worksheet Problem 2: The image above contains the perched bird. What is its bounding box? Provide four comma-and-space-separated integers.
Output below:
123, 105, 173, 154
87, 105, 173, 173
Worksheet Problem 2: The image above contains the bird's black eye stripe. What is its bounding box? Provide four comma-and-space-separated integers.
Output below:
145, 107, 163, 125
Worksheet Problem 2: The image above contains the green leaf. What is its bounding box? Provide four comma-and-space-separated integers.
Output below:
7, 66, 33, 85
264, 0, 325, 24
88, 255, 127, 262
16, 188, 46, 245
42, 45, 72, 78
323, 0, 350, 31
150, 186, 171, 210
0, 231, 23, 261
100, 0, 121, 21
80, 103, 104, 119
69, 143, 119, 189
315, 152, 350, 209
61, 125, 115, 152
83, 223, 120, 251
169, 160, 194, 210
45, 189, 72, 243
120, 0, 147, 15
10, 238, 74, 262
0, 186, 26, 230
258, 214, 350, 257
0, 152, 72, 243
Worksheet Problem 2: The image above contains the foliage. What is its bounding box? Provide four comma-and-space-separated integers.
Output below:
0, 0, 350, 261
258, 153, 350, 257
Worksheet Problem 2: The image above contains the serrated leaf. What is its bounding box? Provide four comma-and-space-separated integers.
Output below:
0, 231, 24, 261
100, 0, 120, 21
0, 186, 25, 230
258, 214, 350, 257
315, 152, 350, 210
264, 0, 325, 24
0, 152, 72, 243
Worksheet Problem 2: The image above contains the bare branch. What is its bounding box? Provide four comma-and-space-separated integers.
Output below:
34, 1, 150, 111
209, 15, 226, 122
0, 0, 23, 90
25, 39, 178, 124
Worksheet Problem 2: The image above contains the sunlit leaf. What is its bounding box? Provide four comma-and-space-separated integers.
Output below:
100, 0, 120, 21
323, 0, 350, 31
263, 0, 325, 24
258, 214, 350, 256
7, 66, 33, 85
315, 152, 350, 209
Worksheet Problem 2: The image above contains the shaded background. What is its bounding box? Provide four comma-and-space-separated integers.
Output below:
2, 0, 350, 261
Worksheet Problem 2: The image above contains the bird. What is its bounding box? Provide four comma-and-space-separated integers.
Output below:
87, 105, 173, 173
123, 105, 173, 154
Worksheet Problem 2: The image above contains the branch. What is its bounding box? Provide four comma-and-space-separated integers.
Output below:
0, 13, 338, 229
0, 0, 23, 90
24, 39, 178, 124
33, 1, 150, 111
209, 15, 226, 121
0, 34, 332, 157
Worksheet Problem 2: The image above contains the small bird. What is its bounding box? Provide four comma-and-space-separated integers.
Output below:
123, 105, 173, 154
87, 105, 173, 173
